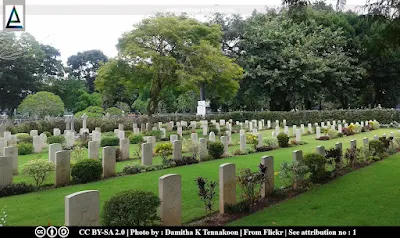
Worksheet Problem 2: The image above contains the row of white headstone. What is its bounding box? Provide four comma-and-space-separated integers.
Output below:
65, 133, 390, 227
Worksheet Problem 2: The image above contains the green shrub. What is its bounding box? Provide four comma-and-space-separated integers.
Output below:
21, 159, 54, 187
143, 130, 162, 141
122, 164, 148, 175
245, 133, 258, 150
43, 131, 52, 137
71, 159, 103, 184
174, 156, 199, 166
18, 143, 34, 155
102, 132, 115, 137
277, 133, 289, 148
16, 133, 32, 143
17, 91, 64, 117
278, 161, 309, 189
303, 153, 330, 183
129, 134, 144, 144
154, 143, 173, 161
207, 141, 225, 159
105, 107, 123, 116
75, 106, 105, 118
327, 129, 339, 139
102, 190, 161, 226
369, 140, 385, 156
0, 183, 36, 198
101, 136, 119, 147
208, 127, 219, 135
379, 137, 391, 150
263, 138, 279, 149
47, 135, 65, 144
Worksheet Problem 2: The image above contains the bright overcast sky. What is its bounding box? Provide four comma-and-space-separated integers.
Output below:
0, 0, 367, 64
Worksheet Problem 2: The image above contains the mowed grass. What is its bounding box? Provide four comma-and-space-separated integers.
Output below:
228, 153, 400, 226
0, 128, 395, 226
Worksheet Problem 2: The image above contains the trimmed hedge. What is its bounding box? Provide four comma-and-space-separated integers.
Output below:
4, 109, 398, 133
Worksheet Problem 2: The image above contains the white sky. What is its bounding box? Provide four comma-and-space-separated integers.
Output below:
0, 0, 366, 64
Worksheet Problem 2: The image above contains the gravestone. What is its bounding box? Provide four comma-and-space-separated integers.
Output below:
170, 134, 178, 144
283, 126, 289, 136
198, 138, 208, 161
350, 139, 357, 149
382, 133, 387, 138
363, 137, 369, 148
373, 135, 379, 140
133, 128, 140, 135
220, 136, 228, 154
141, 143, 153, 165
202, 125, 208, 136
226, 130, 232, 145
49, 143, 62, 163
321, 122, 325, 127
292, 125, 297, 136
146, 136, 156, 152
316, 146, 325, 156
308, 123, 312, 133
118, 130, 125, 139
240, 134, 246, 152
316, 127, 321, 139
240, 129, 245, 135
272, 131, 276, 139
53, 128, 61, 136
65, 131, 75, 148
252, 128, 257, 135
177, 126, 182, 138
301, 124, 305, 133
65, 190, 100, 226
0, 138, 6, 156
40, 133, 47, 149
119, 138, 129, 160
118, 124, 124, 131
296, 129, 301, 142
292, 150, 303, 163
8, 135, 17, 146
141, 124, 146, 133
209, 132, 216, 142
4, 146, 18, 175
30, 130, 38, 137
160, 128, 166, 139
88, 141, 99, 160
257, 133, 263, 147
219, 163, 236, 214
3, 131, 10, 144
55, 150, 71, 186
102, 146, 116, 178
191, 133, 198, 143
159, 174, 181, 226
81, 114, 88, 130
173, 140, 182, 160
283, 119, 287, 126
275, 126, 280, 135
95, 127, 101, 132
338, 124, 342, 133
258, 121, 262, 130
92, 131, 101, 142
33, 136, 42, 153
261, 156, 274, 197
0, 156, 13, 186
267, 120, 271, 129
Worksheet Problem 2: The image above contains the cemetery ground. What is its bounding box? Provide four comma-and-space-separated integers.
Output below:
0, 128, 395, 226
228, 152, 400, 226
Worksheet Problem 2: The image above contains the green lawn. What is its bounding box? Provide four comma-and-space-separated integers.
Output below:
228, 153, 400, 226
0, 128, 395, 226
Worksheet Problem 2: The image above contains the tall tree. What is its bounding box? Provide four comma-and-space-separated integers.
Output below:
0, 32, 45, 112
67, 50, 108, 93
97, 14, 243, 120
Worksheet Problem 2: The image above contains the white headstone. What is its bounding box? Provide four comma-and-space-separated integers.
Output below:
65, 190, 100, 226
49, 143, 62, 163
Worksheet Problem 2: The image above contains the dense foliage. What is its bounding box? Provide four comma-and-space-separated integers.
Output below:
102, 190, 161, 226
